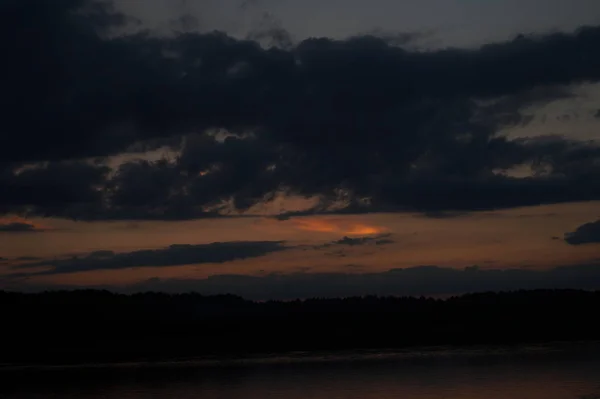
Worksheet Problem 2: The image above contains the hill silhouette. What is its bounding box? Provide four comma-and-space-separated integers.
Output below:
2, 289, 599, 366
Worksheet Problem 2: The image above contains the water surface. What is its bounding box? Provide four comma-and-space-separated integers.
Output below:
3, 344, 600, 399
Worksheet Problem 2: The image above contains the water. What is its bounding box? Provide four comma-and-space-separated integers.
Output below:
2, 344, 600, 399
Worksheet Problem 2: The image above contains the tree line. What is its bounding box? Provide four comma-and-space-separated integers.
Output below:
2, 289, 599, 365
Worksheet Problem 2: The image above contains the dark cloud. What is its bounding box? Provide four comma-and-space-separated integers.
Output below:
312, 233, 394, 251
13, 241, 287, 275
421, 211, 469, 219
0, 222, 44, 233
246, 12, 293, 49
6, 262, 600, 299
273, 203, 376, 220
354, 28, 433, 49
0, 161, 109, 219
374, 174, 600, 212
15, 256, 42, 261
3, 0, 600, 219
125, 264, 600, 300
333, 234, 394, 246
565, 220, 600, 245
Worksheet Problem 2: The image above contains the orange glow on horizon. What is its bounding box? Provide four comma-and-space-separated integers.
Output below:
291, 217, 388, 236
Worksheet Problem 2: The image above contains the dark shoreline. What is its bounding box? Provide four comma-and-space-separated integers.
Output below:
3, 289, 600, 371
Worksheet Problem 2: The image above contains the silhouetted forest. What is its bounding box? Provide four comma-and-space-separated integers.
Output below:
2, 289, 599, 366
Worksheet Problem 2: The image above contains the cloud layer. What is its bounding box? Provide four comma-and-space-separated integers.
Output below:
12, 240, 287, 275
565, 220, 600, 245
0, 217, 47, 233
110, 264, 600, 299
0, 222, 40, 233
2, 0, 600, 220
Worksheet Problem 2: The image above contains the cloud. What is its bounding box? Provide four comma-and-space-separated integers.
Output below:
291, 218, 388, 236
421, 211, 469, 219
125, 264, 600, 300
565, 220, 600, 245
13, 240, 287, 275
308, 233, 394, 253
245, 11, 294, 49
3, 0, 600, 219
1, 161, 109, 219
0, 222, 41, 233
333, 234, 394, 246
0, 217, 48, 233
15, 256, 42, 261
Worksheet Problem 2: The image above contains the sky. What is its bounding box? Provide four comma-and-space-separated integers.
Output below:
1, 0, 600, 299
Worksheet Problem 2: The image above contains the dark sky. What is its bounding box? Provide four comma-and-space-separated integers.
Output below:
1, 0, 599, 298
118, 0, 600, 47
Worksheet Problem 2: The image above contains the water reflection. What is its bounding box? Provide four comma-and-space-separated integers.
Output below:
3, 345, 600, 399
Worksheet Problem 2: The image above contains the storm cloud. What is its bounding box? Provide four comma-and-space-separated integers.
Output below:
3, 0, 600, 219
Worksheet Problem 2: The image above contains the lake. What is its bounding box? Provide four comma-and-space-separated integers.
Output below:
2, 343, 600, 399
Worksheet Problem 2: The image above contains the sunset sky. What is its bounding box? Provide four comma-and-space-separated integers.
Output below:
1, 0, 600, 299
